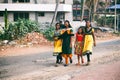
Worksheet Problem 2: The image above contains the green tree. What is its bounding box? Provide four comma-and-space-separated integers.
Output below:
85, 0, 98, 21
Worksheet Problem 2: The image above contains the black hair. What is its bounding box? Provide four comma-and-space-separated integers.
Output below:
59, 21, 62, 24
55, 23, 60, 30
64, 20, 72, 28
77, 27, 84, 34
85, 20, 92, 28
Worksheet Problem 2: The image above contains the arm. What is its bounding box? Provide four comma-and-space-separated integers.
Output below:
92, 30, 96, 47
58, 31, 66, 39
74, 34, 77, 48
70, 30, 74, 48
70, 36, 72, 48
68, 34, 74, 36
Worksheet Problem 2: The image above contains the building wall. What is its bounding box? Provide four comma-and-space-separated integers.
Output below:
38, 12, 54, 23
65, 0, 73, 4
65, 12, 73, 22
0, 0, 74, 25
0, 12, 13, 22
37, 0, 56, 4
0, 0, 4, 3
30, 0, 73, 4
29, 12, 36, 21
8, 12, 13, 22
0, 17, 4, 22
8, 0, 12, 3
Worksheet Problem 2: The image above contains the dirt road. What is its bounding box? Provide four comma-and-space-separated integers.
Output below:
0, 39, 120, 80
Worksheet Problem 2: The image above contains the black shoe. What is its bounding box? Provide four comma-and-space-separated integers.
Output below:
55, 63, 59, 67
70, 59, 73, 63
56, 60, 59, 64
86, 62, 90, 66
59, 61, 63, 64
64, 64, 68, 67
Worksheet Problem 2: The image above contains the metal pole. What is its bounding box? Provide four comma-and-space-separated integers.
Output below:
114, 0, 117, 33
117, 15, 120, 32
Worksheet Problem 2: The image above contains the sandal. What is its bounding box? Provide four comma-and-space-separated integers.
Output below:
81, 59, 84, 64
75, 63, 80, 66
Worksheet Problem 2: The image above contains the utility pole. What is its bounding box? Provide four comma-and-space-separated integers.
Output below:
114, 0, 117, 33
117, 15, 119, 32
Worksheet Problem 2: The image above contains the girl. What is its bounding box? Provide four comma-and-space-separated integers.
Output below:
60, 20, 74, 66
74, 27, 84, 66
53, 23, 63, 66
82, 20, 96, 65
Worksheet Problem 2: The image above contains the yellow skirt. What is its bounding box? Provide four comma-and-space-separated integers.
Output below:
53, 38, 62, 56
83, 35, 93, 55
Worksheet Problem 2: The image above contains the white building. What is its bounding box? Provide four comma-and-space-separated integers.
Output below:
0, 0, 86, 31
0, 0, 73, 24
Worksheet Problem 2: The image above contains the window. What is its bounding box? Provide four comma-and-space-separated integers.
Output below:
73, 0, 81, 4
38, 12, 45, 17
12, 0, 30, 3
56, 0, 65, 4
0, 12, 4, 17
56, 12, 65, 21
59, 0, 65, 3
14, 12, 29, 21
73, 4, 81, 21
4, 0, 8, 3
73, 1, 89, 21
84, 10, 89, 16
73, 10, 81, 21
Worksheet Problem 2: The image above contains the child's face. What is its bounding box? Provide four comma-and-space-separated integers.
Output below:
56, 24, 60, 29
78, 28, 82, 33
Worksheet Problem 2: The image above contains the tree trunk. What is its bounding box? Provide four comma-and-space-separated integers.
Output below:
92, 0, 98, 22
50, 0, 59, 26
81, 0, 85, 21
88, 0, 92, 21
34, 0, 38, 22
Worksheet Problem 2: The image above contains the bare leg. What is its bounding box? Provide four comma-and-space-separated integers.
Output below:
64, 56, 69, 66
78, 55, 80, 64
69, 54, 73, 64
80, 55, 84, 63
76, 55, 80, 66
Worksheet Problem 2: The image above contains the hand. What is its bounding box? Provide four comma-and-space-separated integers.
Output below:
74, 45, 76, 48
74, 51, 76, 55
54, 37, 58, 41
70, 43, 72, 48
94, 42, 96, 47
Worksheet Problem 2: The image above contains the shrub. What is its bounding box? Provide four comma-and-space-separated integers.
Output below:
97, 16, 114, 27
42, 26, 55, 41
0, 19, 40, 40
0, 18, 55, 41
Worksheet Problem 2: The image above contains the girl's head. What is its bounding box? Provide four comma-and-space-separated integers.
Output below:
86, 21, 92, 28
77, 27, 83, 34
64, 20, 71, 28
55, 23, 60, 30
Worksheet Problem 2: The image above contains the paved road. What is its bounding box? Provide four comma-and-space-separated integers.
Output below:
0, 40, 120, 80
